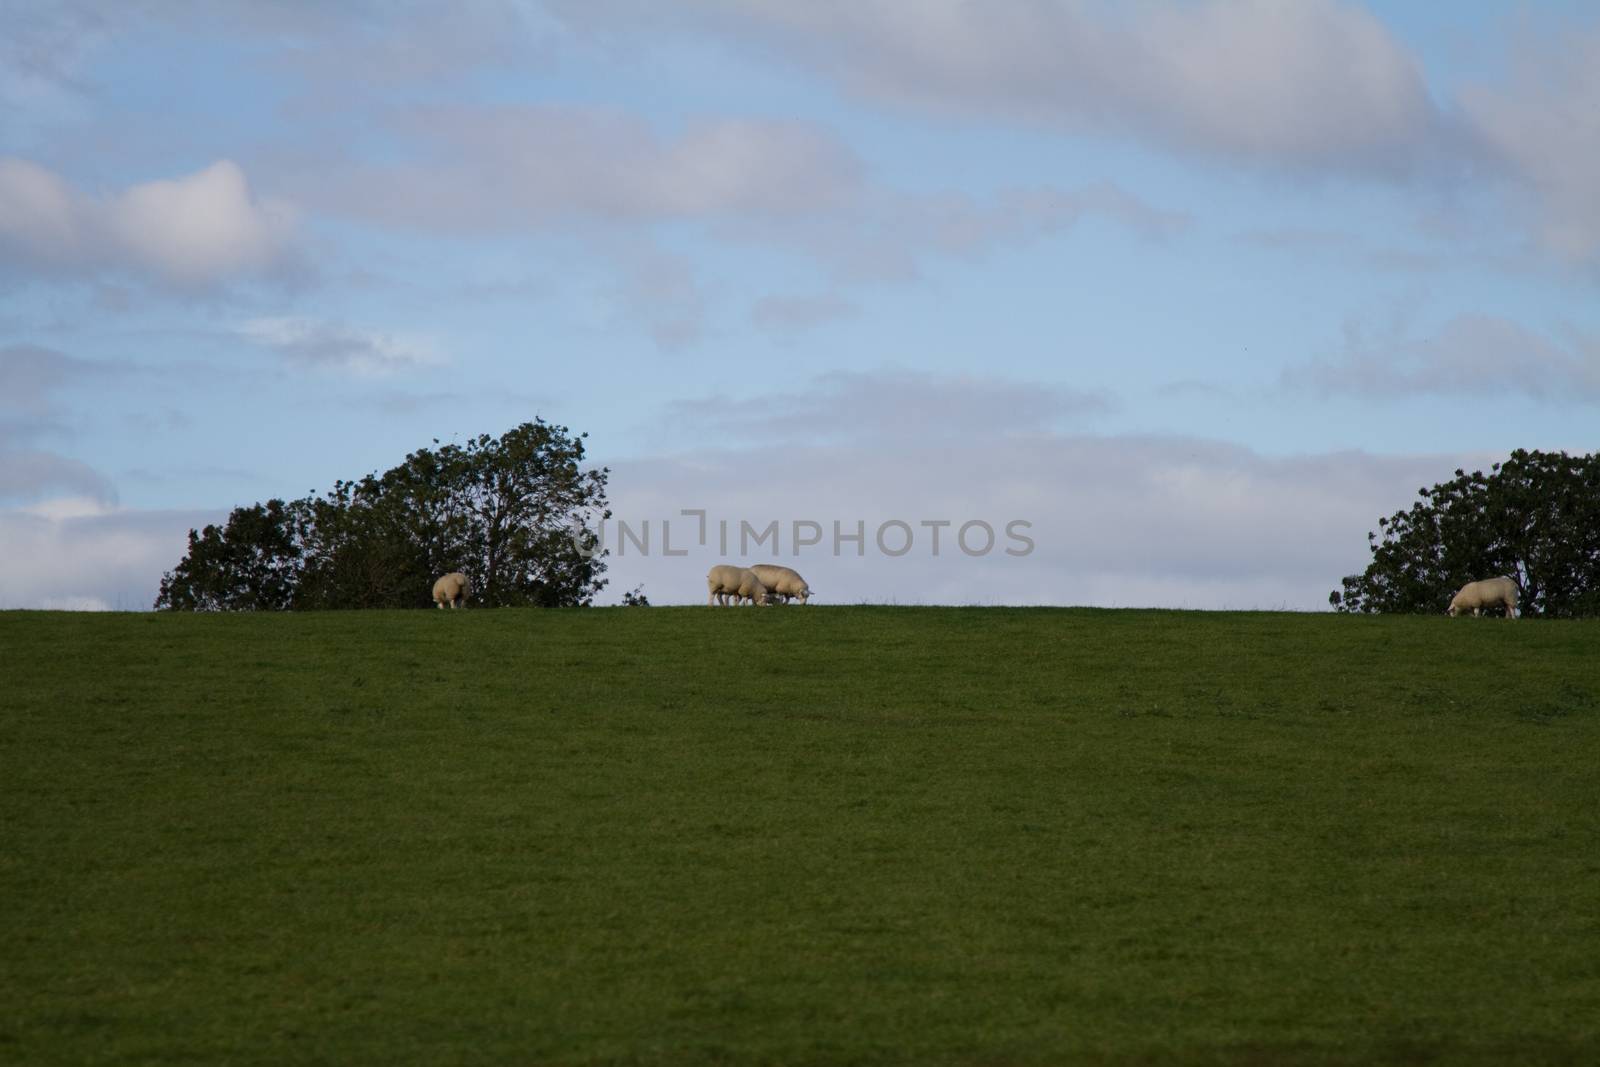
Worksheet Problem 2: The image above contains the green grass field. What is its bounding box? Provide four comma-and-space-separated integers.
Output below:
3, 607, 1598, 1065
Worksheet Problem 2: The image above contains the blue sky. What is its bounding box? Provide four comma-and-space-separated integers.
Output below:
3, 1, 1597, 609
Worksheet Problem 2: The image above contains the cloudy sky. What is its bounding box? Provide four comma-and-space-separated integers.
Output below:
3, 1, 1597, 610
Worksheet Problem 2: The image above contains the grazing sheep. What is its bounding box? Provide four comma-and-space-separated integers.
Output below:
749, 563, 811, 604
706, 564, 767, 606
1447, 576, 1518, 618
433, 572, 471, 609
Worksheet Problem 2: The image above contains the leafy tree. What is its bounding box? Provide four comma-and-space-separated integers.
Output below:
453, 422, 611, 608
1335, 449, 1600, 617
292, 476, 435, 610
155, 500, 301, 611
156, 420, 610, 610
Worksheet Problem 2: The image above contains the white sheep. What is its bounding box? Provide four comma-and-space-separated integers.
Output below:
433, 572, 471, 609
749, 563, 811, 604
1447, 576, 1518, 618
706, 564, 768, 606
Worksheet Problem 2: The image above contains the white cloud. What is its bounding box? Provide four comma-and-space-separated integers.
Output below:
0, 498, 217, 611
103, 161, 296, 285
0, 158, 79, 256
0, 2, 111, 129
667, 367, 1110, 444
750, 293, 858, 337
550, 2, 1600, 269
1286, 313, 1600, 402
239, 317, 441, 375
290, 103, 1183, 288
0, 343, 121, 413
733, 182, 1190, 283
243, 1, 544, 89
1458, 25, 1600, 262
0, 344, 124, 504
597, 371, 1474, 608
0, 158, 296, 287
605, 246, 710, 350
1, 2, 545, 108
38, 595, 111, 611
554, 0, 1437, 175
602, 435, 1470, 610
0, 448, 115, 504
19, 494, 115, 520
300, 107, 864, 232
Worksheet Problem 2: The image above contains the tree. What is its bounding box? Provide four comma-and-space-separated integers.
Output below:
155, 500, 302, 611
1334, 449, 1600, 617
291, 475, 435, 610
156, 420, 610, 610
452, 422, 611, 608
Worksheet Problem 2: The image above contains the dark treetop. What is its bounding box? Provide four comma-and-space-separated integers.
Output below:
156, 420, 610, 611
1333, 449, 1600, 617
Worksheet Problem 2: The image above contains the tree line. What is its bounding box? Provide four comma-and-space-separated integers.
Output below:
156, 421, 609, 611
1333, 449, 1600, 617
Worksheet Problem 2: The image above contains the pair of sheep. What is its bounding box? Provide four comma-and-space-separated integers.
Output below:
1447, 576, 1518, 618
706, 563, 811, 606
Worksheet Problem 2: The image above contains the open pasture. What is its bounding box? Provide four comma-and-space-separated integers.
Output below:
2, 607, 1597, 1065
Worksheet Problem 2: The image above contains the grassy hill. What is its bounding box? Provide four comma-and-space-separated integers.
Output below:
3, 607, 1597, 1065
